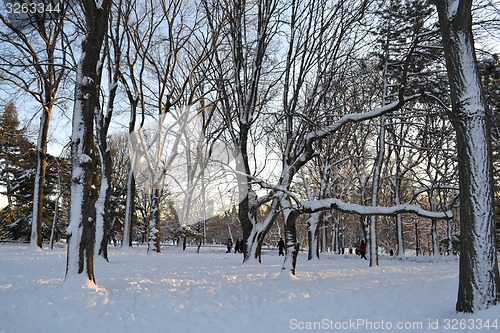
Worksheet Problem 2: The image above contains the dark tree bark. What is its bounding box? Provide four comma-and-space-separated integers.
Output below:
65, 0, 111, 283
434, 0, 500, 312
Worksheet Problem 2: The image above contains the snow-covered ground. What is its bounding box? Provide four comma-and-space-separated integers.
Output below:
0, 244, 499, 333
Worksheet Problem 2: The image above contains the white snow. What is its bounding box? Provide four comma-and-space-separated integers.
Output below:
1, 244, 499, 333
447, 0, 459, 20
297, 198, 452, 219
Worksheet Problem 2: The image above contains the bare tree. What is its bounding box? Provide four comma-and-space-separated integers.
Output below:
0, 0, 72, 250
203, 0, 284, 261
93, 0, 126, 261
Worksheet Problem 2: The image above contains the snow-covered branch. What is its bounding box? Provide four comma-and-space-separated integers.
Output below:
305, 93, 423, 144
294, 198, 452, 219
412, 183, 459, 198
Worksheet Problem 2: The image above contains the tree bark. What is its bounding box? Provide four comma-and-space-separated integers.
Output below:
307, 212, 321, 260
435, 0, 500, 312
281, 208, 300, 276
369, 116, 386, 267
31, 108, 50, 249
65, 0, 111, 283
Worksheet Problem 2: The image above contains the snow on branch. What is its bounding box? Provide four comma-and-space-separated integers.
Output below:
412, 183, 459, 198
305, 93, 423, 144
287, 92, 426, 175
295, 198, 452, 219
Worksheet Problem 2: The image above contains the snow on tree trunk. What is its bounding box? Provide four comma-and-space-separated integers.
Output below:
393, 177, 405, 256
429, 193, 439, 256
395, 214, 404, 256
244, 210, 277, 263
66, 64, 99, 283
333, 212, 340, 253
94, 155, 111, 260
65, 0, 111, 285
122, 168, 135, 248
369, 116, 386, 267
435, 0, 500, 312
94, 46, 120, 260
307, 212, 321, 260
50, 158, 62, 250
30, 109, 50, 250
122, 131, 141, 249
147, 187, 161, 254
321, 214, 327, 253
281, 206, 300, 277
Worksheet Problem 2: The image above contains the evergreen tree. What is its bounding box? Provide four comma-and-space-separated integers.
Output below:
0, 102, 67, 242
0, 102, 36, 240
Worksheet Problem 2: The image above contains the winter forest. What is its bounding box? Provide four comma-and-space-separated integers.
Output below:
0, 0, 500, 326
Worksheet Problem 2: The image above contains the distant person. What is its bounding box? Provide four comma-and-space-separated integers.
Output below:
359, 240, 367, 260
234, 239, 241, 254
277, 238, 285, 256
226, 238, 233, 253
389, 249, 394, 256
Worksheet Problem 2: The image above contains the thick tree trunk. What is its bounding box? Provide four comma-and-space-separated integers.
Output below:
435, 0, 500, 312
66, 64, 100, 282
65, 0, 111, 284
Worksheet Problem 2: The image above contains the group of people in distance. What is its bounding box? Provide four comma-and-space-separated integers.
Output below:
226, 238, 244, 253
226, 237, 369, 260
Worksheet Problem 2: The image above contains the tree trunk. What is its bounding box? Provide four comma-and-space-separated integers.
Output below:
95, 37, 120, 259
369, 116, 386, 267
394, 178, 404, 256
431, 217, 439, 256
122, 168, 136, 248
30, 108, 50, 250
281, 209, 300, 276
446, 218, 453, 255
50, 157, 61, 250
65, 0, 111, 284
307, 212, 321, 260
435, 0, 500, 312
121, 78, 139, 249
95, 146, 112, 260
333, 212, 340, 253
429, 193, 439, 256
147, 187, 161, 254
